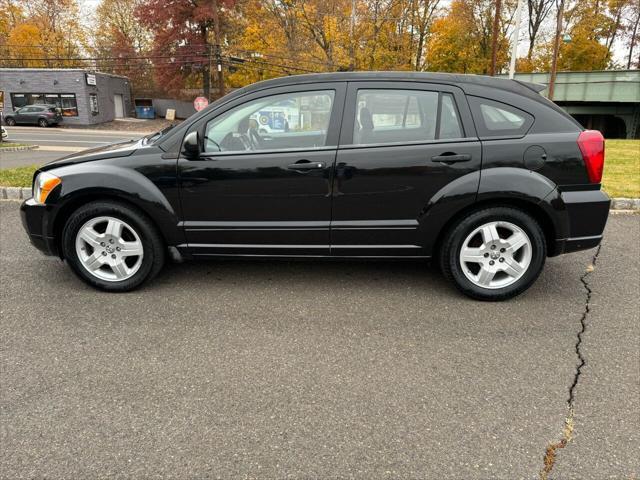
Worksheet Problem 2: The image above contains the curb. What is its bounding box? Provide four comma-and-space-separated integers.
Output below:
0, 187, 32, 200
0, 144, 38, 152
0, 186, 638, 211
610, 198, 640, 210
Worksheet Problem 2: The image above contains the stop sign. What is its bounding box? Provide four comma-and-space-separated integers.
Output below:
193, 96, 209, 112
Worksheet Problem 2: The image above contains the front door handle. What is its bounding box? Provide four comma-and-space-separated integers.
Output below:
431, 153, 472, 163
287, 160, 325, 171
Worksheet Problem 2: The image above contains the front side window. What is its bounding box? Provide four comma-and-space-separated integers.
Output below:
204, 90, 335, 153
468, 96, 533, 137
353, 89, 438, 145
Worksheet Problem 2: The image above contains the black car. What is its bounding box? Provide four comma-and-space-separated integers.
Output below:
4, 104, 62, 127
20, 72, 609, 300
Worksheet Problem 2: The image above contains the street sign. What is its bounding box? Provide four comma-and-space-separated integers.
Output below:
193, 96, 209, 112
86, 73, 97, 86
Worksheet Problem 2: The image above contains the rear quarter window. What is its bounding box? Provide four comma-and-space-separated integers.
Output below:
468, 96, 533, 138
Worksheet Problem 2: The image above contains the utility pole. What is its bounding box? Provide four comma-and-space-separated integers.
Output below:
490, 0, 502, 76
211, 0, 224, 98
548, 0, 565, 100
207, 43, 212, 101
508, 0, 524, 79
349, 0, 356, 70
202, 25, 211, 100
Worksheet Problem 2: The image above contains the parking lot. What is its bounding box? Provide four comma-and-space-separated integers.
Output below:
1, 200, 637, 478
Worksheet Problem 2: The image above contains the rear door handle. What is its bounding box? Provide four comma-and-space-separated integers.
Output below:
431, 153, 472, 163
287, 161, 325, 171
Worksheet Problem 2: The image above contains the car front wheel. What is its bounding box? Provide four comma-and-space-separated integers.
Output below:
440, 206, 546, 301
38, 118, 48, 127
5, 118, 16, 126
62, 201, 165, 291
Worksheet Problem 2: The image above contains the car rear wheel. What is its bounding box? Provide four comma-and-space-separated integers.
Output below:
62, 201, 165, 292
38, 118, 48, 128
440, 207, 546, 301
5, 118, 16, 126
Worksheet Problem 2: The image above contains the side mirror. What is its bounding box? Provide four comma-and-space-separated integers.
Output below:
182, 131, 200, 159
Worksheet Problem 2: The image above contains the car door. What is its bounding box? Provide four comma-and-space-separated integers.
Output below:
178, 82, 346, 256
16, 107, 35, 124
331, 82, 482, 257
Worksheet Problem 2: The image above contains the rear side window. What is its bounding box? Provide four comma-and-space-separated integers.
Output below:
354, 89, 438, 145
468, 96, 533, 137
352, 89, 465, 146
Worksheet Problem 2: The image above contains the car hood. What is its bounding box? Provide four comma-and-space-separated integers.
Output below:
41, 138, 143, 170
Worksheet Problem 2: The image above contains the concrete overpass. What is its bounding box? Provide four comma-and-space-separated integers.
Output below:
506, 70, 639, 139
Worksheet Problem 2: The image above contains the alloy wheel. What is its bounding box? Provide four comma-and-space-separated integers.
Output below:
459, 221, 532, 289
75, 216, 144, 282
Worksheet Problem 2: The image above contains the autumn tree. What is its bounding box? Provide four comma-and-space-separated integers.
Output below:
425, 0, 513, 74
526, 0, 555, 59
135, 0, 237, 99
91, 0, 154, 94
0, 0, 86, 68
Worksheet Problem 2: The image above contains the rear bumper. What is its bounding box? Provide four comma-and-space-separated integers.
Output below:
20, 198, 59, 256
554, 189, 610, 254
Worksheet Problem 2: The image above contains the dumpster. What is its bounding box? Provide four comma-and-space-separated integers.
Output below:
134, 98, 155, 119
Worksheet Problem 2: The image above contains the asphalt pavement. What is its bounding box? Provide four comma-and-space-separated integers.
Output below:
4, 126, 143, 148
1, 201, 638, 478
1, 127, 144, 169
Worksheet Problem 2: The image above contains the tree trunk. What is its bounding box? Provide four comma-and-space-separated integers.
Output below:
490, 0, 502, 75
548, 0, 564, 100
628, 10, 640, 69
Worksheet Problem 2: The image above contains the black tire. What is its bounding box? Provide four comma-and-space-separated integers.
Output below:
62, 201, 165, 292
440, 206, 546, 301
5, 118, 16, 126
38, 118, 48, 128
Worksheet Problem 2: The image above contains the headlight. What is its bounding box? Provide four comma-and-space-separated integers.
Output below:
33, 172, 61, 204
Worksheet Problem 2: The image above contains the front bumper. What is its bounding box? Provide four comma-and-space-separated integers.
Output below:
20, 198, 59, 256
554, 189, 610, 254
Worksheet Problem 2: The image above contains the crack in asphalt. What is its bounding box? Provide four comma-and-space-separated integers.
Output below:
539, 245, 602, 480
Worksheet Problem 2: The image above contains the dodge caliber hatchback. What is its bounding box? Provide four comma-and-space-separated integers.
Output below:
20, 72, 610, 300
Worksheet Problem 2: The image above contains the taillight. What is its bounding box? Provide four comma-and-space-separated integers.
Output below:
577, 130, 605, 184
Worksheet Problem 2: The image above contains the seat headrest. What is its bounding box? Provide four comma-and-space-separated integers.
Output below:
359, 107, 374, 131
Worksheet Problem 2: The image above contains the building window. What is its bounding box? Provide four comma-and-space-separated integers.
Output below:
89, 94, 99, 115
45, 94, 60, 106
10, 93, 27, 109
59, 94, 78, 117
9, 92, 78, 116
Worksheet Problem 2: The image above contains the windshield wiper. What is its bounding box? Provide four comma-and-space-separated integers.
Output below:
144, 124, 176, 144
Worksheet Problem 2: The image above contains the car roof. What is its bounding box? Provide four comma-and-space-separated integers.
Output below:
19, 104, 56, 110
236, 71, 546, 98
